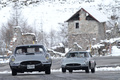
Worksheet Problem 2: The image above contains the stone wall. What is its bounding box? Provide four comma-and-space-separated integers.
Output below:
68, 9, 106, 50
68, 20, 99, 35
68, 33, 97, 50
98, 22, 106, 40
11, 26, 36, 52
22, 33, 36, 45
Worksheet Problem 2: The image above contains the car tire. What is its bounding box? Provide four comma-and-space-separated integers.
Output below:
69, 70, 73, 73
12, 70, 17, 76
85, 67, 89, 73
45, 67, 51, 74
62, 68, 66, 73
91, 68, 95, 73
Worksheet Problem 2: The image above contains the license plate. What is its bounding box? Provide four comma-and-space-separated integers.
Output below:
27, 65, 35, 69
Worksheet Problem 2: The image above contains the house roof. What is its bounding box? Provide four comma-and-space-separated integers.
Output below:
66, 7, 108, 23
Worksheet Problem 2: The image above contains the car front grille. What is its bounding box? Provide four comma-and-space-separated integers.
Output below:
21, 61, 41, 65
66, 63, 81, 66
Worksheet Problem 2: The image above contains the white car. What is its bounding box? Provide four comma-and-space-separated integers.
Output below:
61, 51, 96, 73
9, 44, 52, 76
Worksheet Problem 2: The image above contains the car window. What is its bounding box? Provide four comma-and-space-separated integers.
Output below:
78, 53, 84, 57
79, 52, 88, 57
66, 52, 78, 58
89, 52, 92, 57
66, 52, 89, 58
34, 48, 44, 53
15, 47, 44, 55
78, 52, 89, 58
16, 48, 23, 54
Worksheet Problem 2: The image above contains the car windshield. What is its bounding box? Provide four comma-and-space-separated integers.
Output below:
66, 52, 89, 58
15, 46, 45, 55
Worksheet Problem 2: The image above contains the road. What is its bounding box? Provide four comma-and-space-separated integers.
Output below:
0, 71, 120, 80
94, 56, 120, 67
0, 56, 120, 80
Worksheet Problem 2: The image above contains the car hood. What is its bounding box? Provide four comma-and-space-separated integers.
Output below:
14, 54, 47, 63
62, 57, 87, 64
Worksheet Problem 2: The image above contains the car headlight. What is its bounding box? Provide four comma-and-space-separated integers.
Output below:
10, 56, 15, 62
11, 58, 15, 62
45, 54, 50, 60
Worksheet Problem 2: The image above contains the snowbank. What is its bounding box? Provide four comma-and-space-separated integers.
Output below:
92, 43, 104, 49
1, 67, 120, 74
51, 67, 120, 72
0, 59, 9, 63
111, 46, 120, 56
101, 38, 120, 44
96, 66, 120, 71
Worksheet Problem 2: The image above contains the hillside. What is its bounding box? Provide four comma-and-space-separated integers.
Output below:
0, 0, 120, 32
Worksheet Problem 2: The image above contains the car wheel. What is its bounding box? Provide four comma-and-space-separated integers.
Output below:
91, 68, 95, 73
69, 70, 73, 73
85, 67, 89, 73
45, 67, 51, 74
62, 68, 66, 73
12, 70, 17, 76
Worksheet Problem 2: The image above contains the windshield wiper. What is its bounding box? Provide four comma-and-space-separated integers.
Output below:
26, 53, 35, 55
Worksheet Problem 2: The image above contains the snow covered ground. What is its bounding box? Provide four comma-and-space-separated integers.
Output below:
0, 59, 9, 63
0, 66, 120, 74
52, 66, 120, 72
111, 46, 120, 56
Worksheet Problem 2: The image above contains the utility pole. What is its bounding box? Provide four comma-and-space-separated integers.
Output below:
13, 0, 20, 26
15, 2, 18, 26
50, 26, 53, 48
40, 16, 44, 45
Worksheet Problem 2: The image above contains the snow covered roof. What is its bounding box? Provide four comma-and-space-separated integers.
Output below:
83, 7, 108, 22
22, 33, 35, 36
66, 7, 108, 23
13, 26, 21, 30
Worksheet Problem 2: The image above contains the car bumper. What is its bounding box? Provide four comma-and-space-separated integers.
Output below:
62, 64, 88, 70
10, 63, 51, 72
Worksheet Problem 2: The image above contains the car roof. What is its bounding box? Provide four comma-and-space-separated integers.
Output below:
69, 51, 90, 53
16, 44, 44, 48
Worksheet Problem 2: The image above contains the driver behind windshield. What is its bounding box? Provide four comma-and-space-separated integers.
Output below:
35, 47, 40, 53
22, 48, 27, 54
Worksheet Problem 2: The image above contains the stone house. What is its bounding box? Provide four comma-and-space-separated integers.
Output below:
66, 7, 108, 50
9, 26, 37, 52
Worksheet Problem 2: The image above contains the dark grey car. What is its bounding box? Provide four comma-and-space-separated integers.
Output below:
9, 44, 52, 76
61, 51, 96, 73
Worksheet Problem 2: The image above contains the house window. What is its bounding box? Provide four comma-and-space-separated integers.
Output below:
75, 22, 79, 29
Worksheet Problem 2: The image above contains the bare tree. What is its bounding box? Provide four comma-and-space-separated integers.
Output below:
57, 23, 68, 47
0, 0, 35, 50
0, 22, 14, 46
